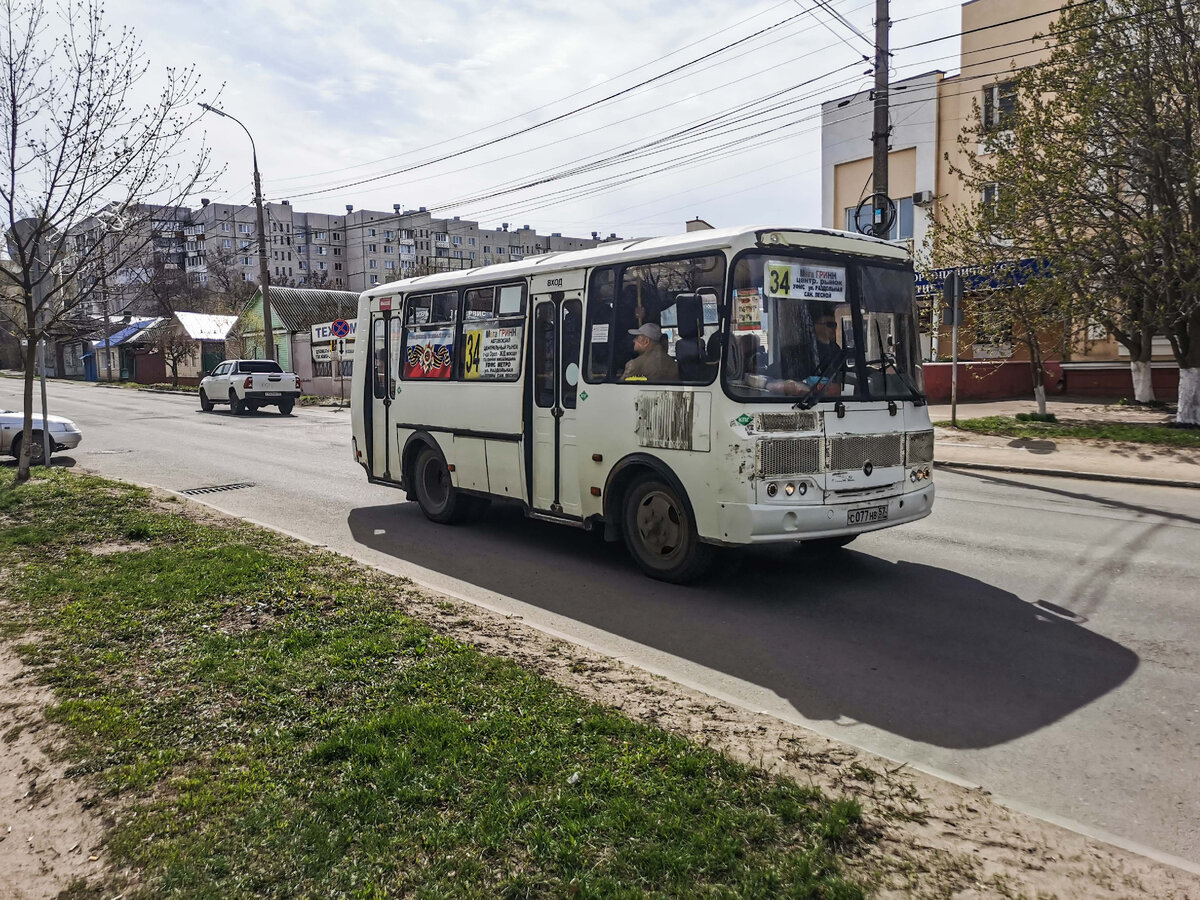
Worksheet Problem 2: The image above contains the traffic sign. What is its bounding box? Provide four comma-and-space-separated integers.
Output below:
331, 318, 351, 338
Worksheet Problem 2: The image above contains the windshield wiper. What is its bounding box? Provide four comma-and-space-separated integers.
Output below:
867, 318, 922, 400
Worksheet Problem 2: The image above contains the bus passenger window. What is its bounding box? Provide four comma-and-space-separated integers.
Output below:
584, 267, 615, 382
608, 254, 726, 385
402, 291, 457, 380
460, 282, 526, 382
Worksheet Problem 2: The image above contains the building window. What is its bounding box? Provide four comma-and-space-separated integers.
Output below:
385, 260, 394, 270
367, 243, 377, 253
452, 235, 462, 245
983, 80, 1017, 131
334, 262, 342, 271
241, 256, 252, 265
332, 232, 341, 241
222, 239, 232, 249
369, 259, 377, 269
384, 245, 394, 253
221, 223, 231, 232
843, 196, 913, 241
370, 274, 378, 284
239, 224, 252, 234
333, 247, 341, 256
368, 228, 376, 236
384, 230, 394, 239
315, 231, 326, 240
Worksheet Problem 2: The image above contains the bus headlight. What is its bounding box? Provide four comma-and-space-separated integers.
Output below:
766, 482, 778, 498
784, 483, 795, 496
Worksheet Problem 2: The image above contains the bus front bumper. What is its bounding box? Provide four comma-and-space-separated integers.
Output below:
711, 482, 934, 545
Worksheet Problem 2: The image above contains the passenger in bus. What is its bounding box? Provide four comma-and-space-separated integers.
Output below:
621, 323, 679, 382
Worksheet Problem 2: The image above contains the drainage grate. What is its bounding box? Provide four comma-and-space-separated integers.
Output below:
179, 482, 255, 496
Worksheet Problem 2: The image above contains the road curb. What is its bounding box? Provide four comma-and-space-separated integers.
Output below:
936, 459, 1200, 490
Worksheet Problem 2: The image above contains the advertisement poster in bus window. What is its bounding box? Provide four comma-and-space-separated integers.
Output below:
734, 288, 762, 331
404, 328, 454, 379
764, 260, 846, 301
464, 326, 523, 380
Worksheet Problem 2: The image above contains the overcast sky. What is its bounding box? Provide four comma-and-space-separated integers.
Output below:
107, 0, 964, 239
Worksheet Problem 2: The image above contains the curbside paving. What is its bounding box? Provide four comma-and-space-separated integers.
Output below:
935, 459, 1200, 490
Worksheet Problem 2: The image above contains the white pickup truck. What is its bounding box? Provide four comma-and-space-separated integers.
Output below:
199, 359, 302, 415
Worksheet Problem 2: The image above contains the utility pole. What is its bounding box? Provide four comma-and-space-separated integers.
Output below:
872, 0, 891, 238
200, 104, 276, 361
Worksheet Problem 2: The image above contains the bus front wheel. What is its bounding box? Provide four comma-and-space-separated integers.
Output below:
413, 445, 469, 524
621, 474, 712, 583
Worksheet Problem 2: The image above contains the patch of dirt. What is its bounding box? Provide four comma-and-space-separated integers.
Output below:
0, 642, 108, 900
86, 542, 150, 556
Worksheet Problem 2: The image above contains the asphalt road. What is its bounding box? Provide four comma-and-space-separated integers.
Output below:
4, 378, 1199, 869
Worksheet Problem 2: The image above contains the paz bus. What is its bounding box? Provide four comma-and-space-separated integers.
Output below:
350, 225, 934, 582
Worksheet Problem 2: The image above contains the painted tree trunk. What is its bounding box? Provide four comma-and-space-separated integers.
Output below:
1178, 368, 1199, 426
1034, 384, 1047, 416
1130, 361, 1155, 404
17, 341, 37, 482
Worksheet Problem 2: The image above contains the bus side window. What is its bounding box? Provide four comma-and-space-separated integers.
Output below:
460, 283, 526, 382
584, 266, 615, 382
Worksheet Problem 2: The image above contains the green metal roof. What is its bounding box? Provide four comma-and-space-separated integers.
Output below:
246, 286, 360, 333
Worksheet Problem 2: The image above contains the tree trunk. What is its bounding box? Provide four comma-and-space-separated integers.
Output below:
16, 340, 37, 482
1179, 368, 1199, 426
1130, 361, 1155, 404
1028, 340, 1048, 415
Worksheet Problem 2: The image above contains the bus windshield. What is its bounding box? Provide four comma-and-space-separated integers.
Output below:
722, 253, 922, 404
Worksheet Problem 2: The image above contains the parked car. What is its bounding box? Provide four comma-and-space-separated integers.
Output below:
1, 408, 83, 465
199, 359, 302, 415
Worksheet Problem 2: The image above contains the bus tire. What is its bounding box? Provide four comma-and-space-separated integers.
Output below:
803, 534, 857, 550
413, 445, 467, 524
621, 474, 711, 583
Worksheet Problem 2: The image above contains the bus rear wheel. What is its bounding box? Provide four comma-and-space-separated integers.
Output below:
621, 474, 712, 583
413, 445, 470, 524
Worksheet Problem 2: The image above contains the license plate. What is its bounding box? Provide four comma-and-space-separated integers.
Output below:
264, 392, 281, 397
847, 504, 888, 526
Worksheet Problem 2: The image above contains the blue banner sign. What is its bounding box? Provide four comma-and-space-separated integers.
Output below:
914, 258, 1051, 297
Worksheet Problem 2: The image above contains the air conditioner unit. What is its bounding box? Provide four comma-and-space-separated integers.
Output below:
912, 190, 934, 206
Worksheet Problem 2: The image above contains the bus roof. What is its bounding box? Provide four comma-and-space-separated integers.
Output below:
361, 225, 909, 299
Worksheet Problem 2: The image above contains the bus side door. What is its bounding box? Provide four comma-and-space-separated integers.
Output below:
367, 308, 401, 480
530, 291, 583, 516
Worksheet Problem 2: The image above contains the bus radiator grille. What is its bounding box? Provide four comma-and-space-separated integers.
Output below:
825, 433, 904, 471
754, 411, 820, 433
905, 430, 935, 465
756, 437, 822, 477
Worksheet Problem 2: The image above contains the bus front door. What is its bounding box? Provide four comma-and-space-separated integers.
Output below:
531, 293, 583, 517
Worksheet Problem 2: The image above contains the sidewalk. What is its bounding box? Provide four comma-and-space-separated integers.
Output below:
929, 398, 1200, 489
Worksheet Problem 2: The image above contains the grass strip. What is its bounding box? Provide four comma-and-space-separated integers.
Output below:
936, 416, 1200, 448
0, 470, 872, 899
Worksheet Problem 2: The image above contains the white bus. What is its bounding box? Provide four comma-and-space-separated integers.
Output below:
350, 225, 934, 582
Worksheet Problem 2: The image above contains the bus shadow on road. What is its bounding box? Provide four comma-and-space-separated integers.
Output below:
348, 500, 1138, 751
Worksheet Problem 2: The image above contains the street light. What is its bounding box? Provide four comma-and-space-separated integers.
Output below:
199, 103, 276, 361
94, 208, 126, 383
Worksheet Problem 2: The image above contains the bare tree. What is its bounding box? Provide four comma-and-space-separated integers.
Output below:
0, 0, 216, 480
158, 327, 196, 386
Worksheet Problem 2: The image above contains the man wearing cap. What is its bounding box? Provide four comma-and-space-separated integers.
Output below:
621, 322, 679, 382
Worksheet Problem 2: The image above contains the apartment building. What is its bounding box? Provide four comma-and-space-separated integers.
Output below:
183, 200, 602, 294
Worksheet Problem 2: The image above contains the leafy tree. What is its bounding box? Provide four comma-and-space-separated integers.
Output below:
0, 0, 215, 479
935, 0, 1200, 421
